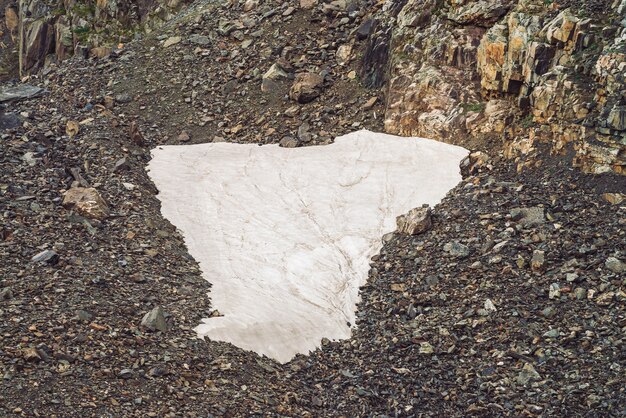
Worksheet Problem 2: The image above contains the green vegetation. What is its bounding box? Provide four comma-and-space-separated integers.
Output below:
461, 102, 485, 113
71, 2, 95, 18
72, 25, 91, 42
520, 114, 534, 128
51, 7, 66, 17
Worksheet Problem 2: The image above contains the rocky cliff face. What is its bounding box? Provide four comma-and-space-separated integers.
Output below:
1, 0, 188, 79
365, 0, 625, 175
4, 0, 624, 175
1, 0, 19, 78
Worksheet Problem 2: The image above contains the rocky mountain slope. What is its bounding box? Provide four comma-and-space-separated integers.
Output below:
1, 0, 625, 416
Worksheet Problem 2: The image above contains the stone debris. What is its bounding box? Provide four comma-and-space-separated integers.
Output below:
1, 0, 624, 415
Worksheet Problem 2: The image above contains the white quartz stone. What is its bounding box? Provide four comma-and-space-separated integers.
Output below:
147, 130, 468, 362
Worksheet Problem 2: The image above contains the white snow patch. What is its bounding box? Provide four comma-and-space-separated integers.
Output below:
147, 130, 468, 362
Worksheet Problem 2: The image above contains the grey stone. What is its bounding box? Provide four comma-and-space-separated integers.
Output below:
548, 283, 560, 299
443, 241, 470, 258
113, 157, 130, 173
517, 363, 541, 385
297, 123, 313, 142
605, 257, 624, 273
76, 310, 93, 322
31, 250, 59, 265
189, 34, 210, 46
0, 85, 45, 103
542, 307, 555, 318
0, 288, 13, 301
0, 111, 21, 129
115, 93, 132, 104
141, 306, 169, 332
510, 207, 545, 227
279, 136, 298, 148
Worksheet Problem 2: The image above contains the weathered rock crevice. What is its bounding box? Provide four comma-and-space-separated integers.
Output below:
362, 0, 625, 174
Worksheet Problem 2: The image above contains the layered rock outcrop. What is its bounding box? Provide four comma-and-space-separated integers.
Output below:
368, 0, 625, 174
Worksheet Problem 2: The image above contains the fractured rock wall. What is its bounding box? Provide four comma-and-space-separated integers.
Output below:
2, 0, 190, 79
370, 0, 625, 174
1, 0, 19, 79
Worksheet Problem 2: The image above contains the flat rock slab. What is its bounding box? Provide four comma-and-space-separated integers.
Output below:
0, 111, 21, 129
147, 130, 468, 362
0, 84, 45, 103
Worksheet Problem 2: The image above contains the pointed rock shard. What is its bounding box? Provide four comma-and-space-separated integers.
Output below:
141, 306, 169, 332
517, 363, 541, 385
163, 36, 182, 48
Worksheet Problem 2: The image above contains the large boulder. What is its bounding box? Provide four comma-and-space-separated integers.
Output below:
62, 187, 110, 220
289, 72, 324, 103
396, 205, 432, 235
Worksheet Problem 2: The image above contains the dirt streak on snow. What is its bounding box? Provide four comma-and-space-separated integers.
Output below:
147, 130, 468, 362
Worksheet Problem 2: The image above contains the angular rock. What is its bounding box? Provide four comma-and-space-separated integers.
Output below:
163, 36, 182, 48
62, 187, 110, 220
189, 34, 210, 46
300, 0, 317, 9
19, 19, 54, 75
22, 347, 41, 362
0, 111, 21, 129
447, 0, 511, 26
605, 257, 624, 274
178, 131, 190, 142
444, 241, 470, 258
362, 97, 378, 110
31, 250, 59, 265
141, 306, 169, 332
510, 207, 544, 227
607, 105, 625, 131
336, 44, 352, 65
113, 158, 130, 173
544, 10, 578, 44
602, 193, 624, 205
531, 250, 545, 271
297, 122, 313, 142
263, 63, 289, 81
396, 205, 432, 235
289, 72, 324, 104
279, 136, 298, 148
460, 151, 490, 177
517, 363, 541, 385
0, 85, 45, 103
